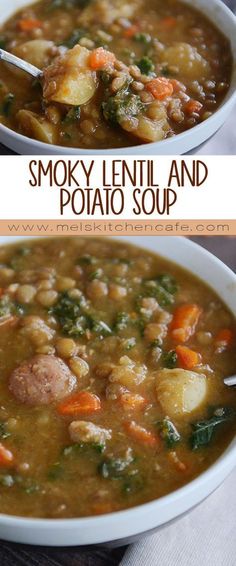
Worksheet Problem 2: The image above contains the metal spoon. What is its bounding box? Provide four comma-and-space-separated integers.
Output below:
224, 376, 236, 387
0, 48, 41, 79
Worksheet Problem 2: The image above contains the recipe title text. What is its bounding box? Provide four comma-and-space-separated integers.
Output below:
28, 158, 208, 217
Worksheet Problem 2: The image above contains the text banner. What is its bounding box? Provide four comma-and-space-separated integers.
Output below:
0, 156, 235, 226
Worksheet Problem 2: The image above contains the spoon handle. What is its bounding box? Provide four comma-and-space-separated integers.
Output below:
0, 48, 41, 79
224, 375, 236, 386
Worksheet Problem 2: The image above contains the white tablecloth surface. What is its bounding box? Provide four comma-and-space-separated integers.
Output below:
121, 469, 236, 566
196, 107, 236, 154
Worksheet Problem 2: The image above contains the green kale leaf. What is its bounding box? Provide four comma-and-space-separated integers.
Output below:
190, 407, 236, 450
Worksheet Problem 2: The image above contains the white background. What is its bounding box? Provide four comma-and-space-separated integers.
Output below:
1, 155, 234, 220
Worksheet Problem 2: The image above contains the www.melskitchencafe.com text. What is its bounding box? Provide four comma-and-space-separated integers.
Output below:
28, 158, 208, 217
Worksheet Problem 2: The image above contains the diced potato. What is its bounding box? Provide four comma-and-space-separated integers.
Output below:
13, 40, 55, 70
125, 104, 170, 143
109, 357, 147, 387
144, 323, 167, 344
162, 43, 210, 79
133, 116, 167, 142
17, 110, 57, 145
156, 368, 207, 417
80, 0, 138, 26
43, 45, 97, 106
69, 420, 111, 444
20, 315, 55, 346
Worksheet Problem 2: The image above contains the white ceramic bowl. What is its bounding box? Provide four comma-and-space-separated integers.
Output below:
0, 0, 236, 154
0, 235, 235, 546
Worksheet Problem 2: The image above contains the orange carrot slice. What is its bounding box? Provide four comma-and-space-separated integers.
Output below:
146, 77, 173, 100
161, 17, 177, 29
215, 328, 234, 348
57, 391, 101, 416
123, 24, 140, 38
124, 421, 158, 447
176, 345, 201, 370
89, 47, 116, 70
170, 304, 202, 343
0, 443, 14, 467
119, 392, 147, 410
185, 99, 203, 114
0, 315, 18, 328
18, 18, 43, 31
168, 451, 187, 472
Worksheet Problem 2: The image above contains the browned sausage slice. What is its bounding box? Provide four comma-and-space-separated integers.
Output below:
9, 354, 77, 406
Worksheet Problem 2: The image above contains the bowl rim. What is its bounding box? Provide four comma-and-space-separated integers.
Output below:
0, 0, 235, 154
0, 235, 235, 530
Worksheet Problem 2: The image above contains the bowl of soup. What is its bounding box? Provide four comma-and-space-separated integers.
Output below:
0, 235, 234, 546
0, 0, 235, 154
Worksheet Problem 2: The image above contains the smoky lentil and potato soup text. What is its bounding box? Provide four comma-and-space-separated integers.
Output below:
0, 0, 232, 148
0, 238, 235, 518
